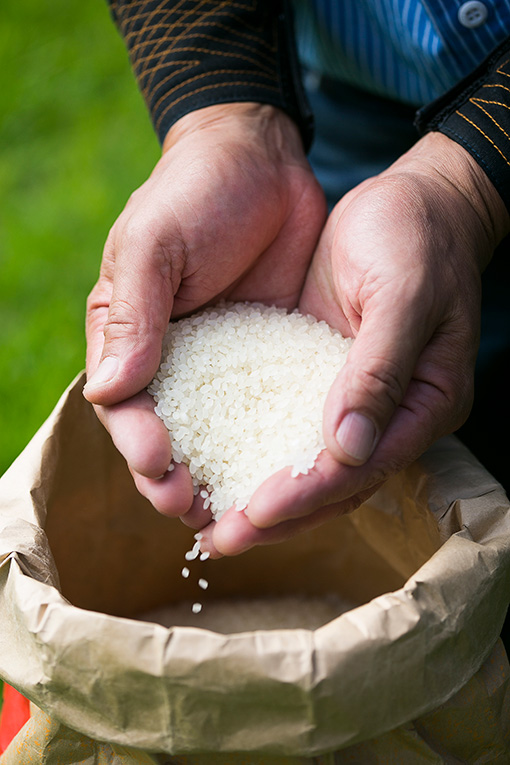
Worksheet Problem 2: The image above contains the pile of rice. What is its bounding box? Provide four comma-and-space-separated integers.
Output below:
149, 302, 352, 520
140, 594, 354, 632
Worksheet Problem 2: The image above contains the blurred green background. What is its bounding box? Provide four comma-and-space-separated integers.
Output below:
0, 0, 160, 479
0, 0, 161, 713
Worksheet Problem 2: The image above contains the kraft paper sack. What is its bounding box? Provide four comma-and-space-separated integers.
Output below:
1, 372, 510, 763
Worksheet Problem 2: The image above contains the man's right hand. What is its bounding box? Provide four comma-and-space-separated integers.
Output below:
201, 131, 510, 558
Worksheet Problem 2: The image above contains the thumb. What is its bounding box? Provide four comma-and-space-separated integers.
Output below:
323, 295, 432, 466
84, 231, 175, 406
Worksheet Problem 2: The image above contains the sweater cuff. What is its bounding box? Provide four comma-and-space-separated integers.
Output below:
108, 0, 314, 151
415, 37, 510, 212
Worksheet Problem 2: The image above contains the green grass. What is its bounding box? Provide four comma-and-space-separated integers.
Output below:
0, 0, 160, 477
0, 0, 162, 715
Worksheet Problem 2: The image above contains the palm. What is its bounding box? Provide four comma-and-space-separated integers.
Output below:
165, 140, 325, 316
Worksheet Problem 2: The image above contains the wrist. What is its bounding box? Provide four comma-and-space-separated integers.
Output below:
396, 132, 510, 267
162, 102, 306, 164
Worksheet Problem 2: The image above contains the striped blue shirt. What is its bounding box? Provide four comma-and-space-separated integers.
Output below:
292, 0, 510, 105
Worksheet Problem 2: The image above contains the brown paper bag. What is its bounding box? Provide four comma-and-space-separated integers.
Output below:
1, 373, 510, 762
0, 704, 159, 764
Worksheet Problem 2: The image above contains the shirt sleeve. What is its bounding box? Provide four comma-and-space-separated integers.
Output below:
107, 0, 313, 150
415, 36, 510, 213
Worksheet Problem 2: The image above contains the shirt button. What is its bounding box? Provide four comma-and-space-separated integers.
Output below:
458, 1, 488, 28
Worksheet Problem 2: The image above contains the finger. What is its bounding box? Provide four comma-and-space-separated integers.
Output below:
131, 462, 194, 518
212, 400, 431, 557
208, 500, 361, 557
244, 450, 384, 528
85, 293, 110, 384
93, 389, 173, 478
84, 224, 180, 406
179, 493, 216, 530
322, 283, 435, 466
245, 343, 468, 533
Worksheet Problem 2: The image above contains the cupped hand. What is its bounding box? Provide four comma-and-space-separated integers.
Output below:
83, 103, 326, 515
202, 131, 509, 557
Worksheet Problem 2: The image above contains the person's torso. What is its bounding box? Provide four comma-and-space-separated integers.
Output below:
292, 0, 510, 104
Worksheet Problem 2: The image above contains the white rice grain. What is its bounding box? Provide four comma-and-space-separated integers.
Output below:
149, 302, 352, 520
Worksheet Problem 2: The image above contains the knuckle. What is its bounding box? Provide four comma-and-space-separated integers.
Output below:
119, 215, 185, 286
118, 217, 151, 257
355, 358, 406, 411
86, 279, 110, 314
86, 285, 99, 315
102, 299, 144, 343
445, 377, 475, 431
102, 298, 168, 351
432, 360, 475, 431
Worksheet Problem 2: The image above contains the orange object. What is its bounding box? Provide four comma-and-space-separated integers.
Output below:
0, 684, 31, 754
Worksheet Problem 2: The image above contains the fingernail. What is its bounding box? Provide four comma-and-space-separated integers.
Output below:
85, 357, 119, 388
336, 412, 377, 463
